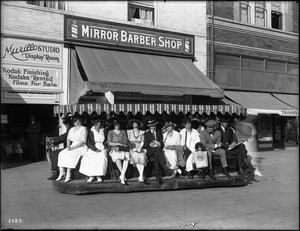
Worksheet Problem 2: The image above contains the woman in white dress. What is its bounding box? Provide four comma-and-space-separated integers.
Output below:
79, 115, 108, 182
56, 115, 88, 182
162, 122, 185, 178
107, 120, 130, 185
127, 119, 147, 183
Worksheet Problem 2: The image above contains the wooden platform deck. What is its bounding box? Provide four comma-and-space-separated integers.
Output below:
52, 173, 248, 195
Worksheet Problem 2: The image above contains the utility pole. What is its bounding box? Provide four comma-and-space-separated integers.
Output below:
210, 0, 215, 81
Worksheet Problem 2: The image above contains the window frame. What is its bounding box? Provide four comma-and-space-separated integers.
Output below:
26, 1, 66, 10
128, 1, 155, 25
240, 2, 251, 24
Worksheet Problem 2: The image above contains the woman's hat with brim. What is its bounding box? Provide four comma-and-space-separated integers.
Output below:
128, 119, 143, 128
220, 116, 230, 123
161, 121, 177, 131
62, 113, 73, 125
91, 115, 106, 125
147, 119, 158, 127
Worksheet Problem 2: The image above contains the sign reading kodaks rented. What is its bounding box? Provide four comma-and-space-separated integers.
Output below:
1, 64, 62, 93
65, 15, 194, 57
1, 38, 62, 65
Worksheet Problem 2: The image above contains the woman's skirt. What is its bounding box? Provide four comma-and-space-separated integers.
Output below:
130, 150, 147, 166
109, 149, 130, 163
79, 149, 108, 176
57, 146, 87, 169
163, 149, 179, 170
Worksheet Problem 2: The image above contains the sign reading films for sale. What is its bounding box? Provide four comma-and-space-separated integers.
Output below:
1, 64, 62, 92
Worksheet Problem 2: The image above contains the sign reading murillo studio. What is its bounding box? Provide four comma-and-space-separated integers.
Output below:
65, 15, 194, 57
1, 38, 63, 93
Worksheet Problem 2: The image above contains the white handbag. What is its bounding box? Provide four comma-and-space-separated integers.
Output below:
193, 151, 208, 168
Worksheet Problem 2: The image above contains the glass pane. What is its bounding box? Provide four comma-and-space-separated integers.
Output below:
57, 1, 65, 10
215, 54, 240, 67
242, 58, 264, 70
255, 1, 266, 7
265, 60, 286, 73
241, 4, 249, 23
288, 63, 299, 75
26, 1, 41, 6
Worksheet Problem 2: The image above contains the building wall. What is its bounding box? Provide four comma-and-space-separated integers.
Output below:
1, 1, 208, 102
207, 1, 299, 94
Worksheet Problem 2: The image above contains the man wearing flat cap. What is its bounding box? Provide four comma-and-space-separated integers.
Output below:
143, 119, 166, 184
200, 120, 231, 179
218, 116, 247, 176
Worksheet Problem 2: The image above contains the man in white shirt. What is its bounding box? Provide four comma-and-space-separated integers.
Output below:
180, 118, 200, 178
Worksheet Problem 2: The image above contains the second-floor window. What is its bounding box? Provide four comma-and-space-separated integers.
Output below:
26, 1, 66, 10
128, 1, 154, 25
240, 1, 251, 23
271, 2, 282, 29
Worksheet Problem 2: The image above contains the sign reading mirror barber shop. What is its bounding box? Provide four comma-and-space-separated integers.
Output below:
65, 15, 194, 57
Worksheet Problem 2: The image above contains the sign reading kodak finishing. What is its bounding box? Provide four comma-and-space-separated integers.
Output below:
65, 16, 194, 57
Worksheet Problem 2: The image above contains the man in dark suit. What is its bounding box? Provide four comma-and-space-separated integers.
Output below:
218, 116, 247, 176
143, 119, 166, 184
25, 115, 41, 161
46, 115, 73, 180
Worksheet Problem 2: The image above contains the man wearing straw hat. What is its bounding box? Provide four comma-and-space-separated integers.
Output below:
143, 119, 166, 184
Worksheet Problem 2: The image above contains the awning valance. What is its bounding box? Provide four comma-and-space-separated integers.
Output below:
53, 103, 246, 117
225, 91, 298, 116
71, 46, 223, 100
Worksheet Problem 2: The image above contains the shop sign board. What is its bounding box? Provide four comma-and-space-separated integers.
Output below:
1, 38, 62, 66
65, 15, 194, 57
1, 64, 62, 93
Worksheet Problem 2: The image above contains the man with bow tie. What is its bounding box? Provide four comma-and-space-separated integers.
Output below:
200, 120, 231, 179
143, 119, 166, 184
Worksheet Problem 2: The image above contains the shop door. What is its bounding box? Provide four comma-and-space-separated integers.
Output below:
273, 115, 285, 149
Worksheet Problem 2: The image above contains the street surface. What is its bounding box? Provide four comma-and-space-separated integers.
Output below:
1, 146, 299, 229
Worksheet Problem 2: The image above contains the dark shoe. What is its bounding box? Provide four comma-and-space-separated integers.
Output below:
197, 169, 206, 182
222, 167, 232, 179
237, 169, 247, 176
170, 170, 177, 178
208, 169, 217, 180
156, 176, 163, 185
186, 171, 193, 179
47, 172, 58, 180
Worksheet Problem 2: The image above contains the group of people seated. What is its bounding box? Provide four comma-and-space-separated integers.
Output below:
46, 112, 256, 185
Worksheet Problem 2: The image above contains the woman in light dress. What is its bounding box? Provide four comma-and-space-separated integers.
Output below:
107, 120, 130, 185
79, 115, 108, 183
162, 122, 185, 178
127, 119, 147, 183
56, 114, 88, 182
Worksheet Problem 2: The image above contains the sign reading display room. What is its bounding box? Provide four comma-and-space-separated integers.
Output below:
1, 64, 62, 93
65, 16, 194, 57
1, 38, 62, 66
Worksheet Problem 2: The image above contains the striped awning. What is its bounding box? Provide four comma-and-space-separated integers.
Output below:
53, 103, 246, 117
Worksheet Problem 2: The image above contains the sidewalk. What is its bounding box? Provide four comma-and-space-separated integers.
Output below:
1, 146, 299, 229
